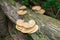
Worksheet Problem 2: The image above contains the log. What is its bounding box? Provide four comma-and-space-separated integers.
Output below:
0, 5, 8, 37
0, 0, 60, 40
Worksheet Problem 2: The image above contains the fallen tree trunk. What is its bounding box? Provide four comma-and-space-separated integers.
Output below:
0, 0, 60, 40
0, 5, 8, 37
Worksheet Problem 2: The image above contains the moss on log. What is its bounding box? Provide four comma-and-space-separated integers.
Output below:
0, 0, 60, 40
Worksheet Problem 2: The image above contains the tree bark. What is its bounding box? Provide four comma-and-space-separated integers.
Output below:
0, 5, 8, 37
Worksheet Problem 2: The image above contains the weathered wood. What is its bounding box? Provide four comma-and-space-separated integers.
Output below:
0, 0, 60, 40
0, 5, 8, 37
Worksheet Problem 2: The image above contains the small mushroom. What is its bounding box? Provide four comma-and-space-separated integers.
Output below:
38, 9, 45, 14
17, 10, 27, 15
23, 20, 36, 28
32, 6, 41, 11
19, 6, 27, 10
16, 19, 24, 26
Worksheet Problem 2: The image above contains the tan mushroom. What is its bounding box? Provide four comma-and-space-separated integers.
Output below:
32, 6, 41, 11
16, 24, 38, 33
16, 19, 24, 26
28, 20, 36, 27
23, 22, 29, 28
19, 25, 38, 33
38, 9, 45, 14
23, 20, 36, 28
16, 19, 38, 33
17, 10, 27, 15
29, 25, 38, 33
16, 25, 23, 30
19, 6, 27, 10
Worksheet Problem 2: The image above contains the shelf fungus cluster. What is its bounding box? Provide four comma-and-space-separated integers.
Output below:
16, 19, 38, 33
16, 5, 39, 33
32, 6, 45, 14
17, 6, 27, 15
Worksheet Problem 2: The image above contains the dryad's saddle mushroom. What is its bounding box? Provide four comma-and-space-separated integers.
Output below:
32, 6, 45, 14
16, 6, 40, 33
17, 6, 27, 15
16, 24, 38, 33
16, 19, 38, 33
19, 5, 27, 10
32, 6, 41, 11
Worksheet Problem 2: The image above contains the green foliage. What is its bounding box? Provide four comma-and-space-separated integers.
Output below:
20, 0, 40, 5
30, 0, 40, 3
42, 0, 56, 9
20, 0, 31, 8
55, 2, 60, 10
20, 0, 40, 9
20, 0, 29, 5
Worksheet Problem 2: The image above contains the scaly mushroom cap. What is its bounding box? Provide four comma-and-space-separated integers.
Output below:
23, 20, 36, 28
19, 6, 27, 10
16, 19, 24, 26
16, 25, 38, 33
32, 6, 41, 11
38, 9, 45, 14
17, 10, 27, 15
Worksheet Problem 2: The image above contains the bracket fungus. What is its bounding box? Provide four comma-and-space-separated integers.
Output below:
23, 20, 36, 28
16, 5, 39, 33
16, 25, 38, 33
32, 6, 45, 14
17, 10, 27, 15
30, 25, 38, 33
38, 9, 45, 14
16, 19, 38, 33
17, 5, 27, 15
19, 6, 27, 10
16, 19, 36, 28
16, 19, 24, 26
32, 6, 41, 11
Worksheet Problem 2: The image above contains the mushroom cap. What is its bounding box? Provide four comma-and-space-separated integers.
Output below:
21, 25, 38, 33
16, 19, 24, 26
38, 9, 45, 14
16, 25, 23, 30
17, 10, 27, 15
32, 6, 41, 11
29, 25, 38, 33
16, 25, 38, 33
23, 22, 29, 28
28, 20, 36, 27
23, 20, 36, 28
19, 6, 27, 10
